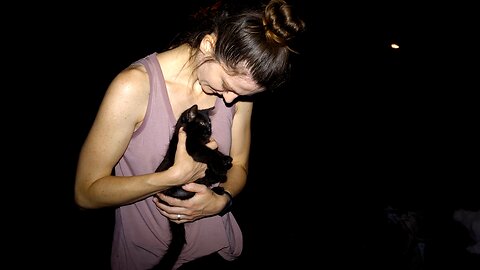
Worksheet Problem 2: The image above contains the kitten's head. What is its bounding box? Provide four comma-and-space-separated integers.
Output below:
179, 104, 214, 143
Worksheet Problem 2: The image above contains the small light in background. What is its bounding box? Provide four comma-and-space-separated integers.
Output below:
391, 43, 400, 49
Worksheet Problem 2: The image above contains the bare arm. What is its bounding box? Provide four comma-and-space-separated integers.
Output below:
74, 67, 207, 209
219, 100, 252, 198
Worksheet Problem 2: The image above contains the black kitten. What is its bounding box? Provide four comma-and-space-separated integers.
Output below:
152, 104, 233, 270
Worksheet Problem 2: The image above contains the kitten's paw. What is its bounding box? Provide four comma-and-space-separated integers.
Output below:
163, 187, 195, 200
221, 155, 233, 169
210, 155, 232, 174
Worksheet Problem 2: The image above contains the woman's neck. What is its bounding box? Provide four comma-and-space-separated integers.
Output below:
158, 44, 197, 90
159, 45, 216, 116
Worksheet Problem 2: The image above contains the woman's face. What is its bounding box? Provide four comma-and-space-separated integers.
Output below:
197, 60, 263, 104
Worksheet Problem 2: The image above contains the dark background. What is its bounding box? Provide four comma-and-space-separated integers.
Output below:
14, 1, 478, 269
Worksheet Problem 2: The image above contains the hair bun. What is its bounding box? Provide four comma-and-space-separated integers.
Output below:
263, 0, 306, 46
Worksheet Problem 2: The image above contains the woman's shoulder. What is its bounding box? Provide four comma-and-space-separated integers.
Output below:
108, 65, 150, 96
101, 64, 151, 119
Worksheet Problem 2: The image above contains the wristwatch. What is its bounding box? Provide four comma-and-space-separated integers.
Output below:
212, 186, 233, 216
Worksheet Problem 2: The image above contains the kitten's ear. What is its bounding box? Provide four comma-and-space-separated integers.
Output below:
187, 104, 198, 121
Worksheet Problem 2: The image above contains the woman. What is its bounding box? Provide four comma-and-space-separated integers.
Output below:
74, 0, 305, 269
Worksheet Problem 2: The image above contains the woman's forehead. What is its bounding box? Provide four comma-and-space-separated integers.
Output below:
227, 72, 263, 95
221, 62, 262, 94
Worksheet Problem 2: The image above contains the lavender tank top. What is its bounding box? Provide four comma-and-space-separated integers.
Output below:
111, 53, 243, 270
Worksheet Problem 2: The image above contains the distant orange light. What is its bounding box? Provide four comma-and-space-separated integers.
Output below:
391, 43, 400, 49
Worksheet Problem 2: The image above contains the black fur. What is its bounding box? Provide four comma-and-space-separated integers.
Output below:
152, 104, 232, 270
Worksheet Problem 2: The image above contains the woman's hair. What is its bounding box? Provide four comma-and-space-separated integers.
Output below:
172, 0, 306, 90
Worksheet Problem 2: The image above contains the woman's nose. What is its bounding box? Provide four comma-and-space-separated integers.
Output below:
222, 92, 238, 103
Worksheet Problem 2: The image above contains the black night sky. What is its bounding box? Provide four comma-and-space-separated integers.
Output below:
17, 1, 479, 269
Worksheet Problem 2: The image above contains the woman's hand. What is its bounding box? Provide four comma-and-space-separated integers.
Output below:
153, 183, 227, 223
168, 128, 217, 186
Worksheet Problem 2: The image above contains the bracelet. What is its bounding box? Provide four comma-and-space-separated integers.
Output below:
212, 186, 233, 216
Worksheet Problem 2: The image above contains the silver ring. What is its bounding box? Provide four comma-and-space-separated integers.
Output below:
177, 214, 181, 221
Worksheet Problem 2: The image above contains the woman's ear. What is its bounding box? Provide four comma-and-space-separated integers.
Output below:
200, 34, 216, 55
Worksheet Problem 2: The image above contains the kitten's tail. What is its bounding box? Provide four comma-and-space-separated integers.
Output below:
151, 222, 186, 270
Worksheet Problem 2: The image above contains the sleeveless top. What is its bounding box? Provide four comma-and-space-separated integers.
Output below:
111, 53, 243, 270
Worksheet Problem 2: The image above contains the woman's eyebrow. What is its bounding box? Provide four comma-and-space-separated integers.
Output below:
222, 80, 236, 93
222, 80, 232, 91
